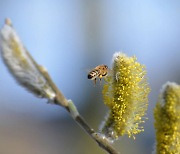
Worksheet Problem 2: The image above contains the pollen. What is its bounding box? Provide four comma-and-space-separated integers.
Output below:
100, 52, 150, 140
154, 82, 180, 154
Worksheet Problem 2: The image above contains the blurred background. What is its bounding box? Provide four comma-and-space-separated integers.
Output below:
0, 0, 180, 154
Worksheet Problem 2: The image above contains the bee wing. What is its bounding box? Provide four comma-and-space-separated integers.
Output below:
85, 68, 92, 73
83, 68, 94, 79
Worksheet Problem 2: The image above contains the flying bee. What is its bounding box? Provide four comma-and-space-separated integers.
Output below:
87, 64, 108, 85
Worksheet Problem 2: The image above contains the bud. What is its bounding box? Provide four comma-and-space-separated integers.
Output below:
0, 19, 56, 100
100, 52, 150, 141
154, 82, 180, 154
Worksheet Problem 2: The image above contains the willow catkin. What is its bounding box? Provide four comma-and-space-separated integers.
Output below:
100, 52, 150, 141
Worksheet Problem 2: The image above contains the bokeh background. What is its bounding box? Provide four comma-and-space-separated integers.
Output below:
0, 0, 180, 154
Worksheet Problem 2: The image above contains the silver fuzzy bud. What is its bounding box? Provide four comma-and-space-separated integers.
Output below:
0, 19, 56, 101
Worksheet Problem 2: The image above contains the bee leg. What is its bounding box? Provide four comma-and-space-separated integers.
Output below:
99, 75, 102, 85
93, 78, 97, 86
99, 78, 102, 85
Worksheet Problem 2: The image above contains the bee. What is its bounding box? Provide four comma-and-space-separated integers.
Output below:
87, 64, 108, 84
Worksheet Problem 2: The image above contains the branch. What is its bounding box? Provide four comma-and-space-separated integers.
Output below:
40, 66, 119, 154
0, 18, 119, 154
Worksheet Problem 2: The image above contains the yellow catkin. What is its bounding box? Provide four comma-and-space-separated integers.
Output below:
101, 52, 150, 140
154, 82, 180, 154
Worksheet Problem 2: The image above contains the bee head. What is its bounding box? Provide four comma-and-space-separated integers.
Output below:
104, 65, 108, 69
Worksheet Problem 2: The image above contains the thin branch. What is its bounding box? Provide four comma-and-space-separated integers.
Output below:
0, 18, 119, 154
40, 67, 119, 154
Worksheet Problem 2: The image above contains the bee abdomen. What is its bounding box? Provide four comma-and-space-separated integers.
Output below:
87, 74, 93, 79
88, 70, 99, 79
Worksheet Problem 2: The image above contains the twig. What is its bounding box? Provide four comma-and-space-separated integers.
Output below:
39, 66, 119, 154
1, 18, 119, 154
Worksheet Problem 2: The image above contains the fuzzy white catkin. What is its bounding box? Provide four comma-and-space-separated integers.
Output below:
0, 20, 56, 100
